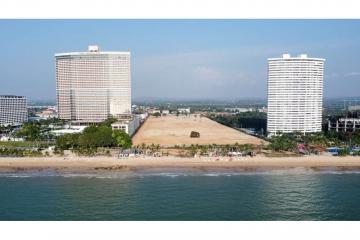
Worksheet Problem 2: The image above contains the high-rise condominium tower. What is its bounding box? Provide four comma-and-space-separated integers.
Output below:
0, 95, 28, 125
55, 46, 131, 123
267, 54, 325, 136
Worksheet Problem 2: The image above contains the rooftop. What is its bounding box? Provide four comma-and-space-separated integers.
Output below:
268, 53, 325, 61
55, 45, 130, 57
0, 95, 26, 98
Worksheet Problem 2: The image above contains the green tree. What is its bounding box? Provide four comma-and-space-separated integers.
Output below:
79, 126, 99, 148
56, 133, 80, 150
189, 144, 198, 156
101, 117, 118, 127
112, 130, 132, 149
153, 112, 161, 117
338, 148, 350, 156
200, 145, 209, 156
16, 123, 42, 141
269, 134, 297, 152
96, 125, 114, 147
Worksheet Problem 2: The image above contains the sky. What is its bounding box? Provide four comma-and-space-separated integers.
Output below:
0, 19, 359, 102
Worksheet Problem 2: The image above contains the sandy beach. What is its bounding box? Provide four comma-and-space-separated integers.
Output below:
1, 155, 360, 173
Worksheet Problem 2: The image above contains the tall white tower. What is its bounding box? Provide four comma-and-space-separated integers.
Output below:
55, 46, 131, 123
267, 54, 325, 136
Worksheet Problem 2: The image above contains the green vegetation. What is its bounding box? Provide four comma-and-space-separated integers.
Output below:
325, 130, 360, 146
0, 141, 51, 148
152, 112, 161, 117
55, 124, 132, 156
136, 143, 236, 157
15, 121, 56, 141
269, 134, 297, 152
112, 130, 132, 149
353, 150, 360, 156
0, 121, 54, 157
16, 123, 41, 141
131, 143, 161, 155
172, 143, 256, 157
1, 118, 132, 157
0, 125, 13, 134
338, 148, 351, 156
209, 112, 267, 134
268, 131, 360, 154
0, 148, 43, 157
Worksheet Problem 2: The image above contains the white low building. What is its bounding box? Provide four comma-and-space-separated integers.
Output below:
224, 107, 254, 112
36, 108, 57, 119
177, 108, 190, 114
349, 105, 360, 111
148, 108, 161, 114
137, 112, 148, 121
111, 115, 140, 136
0, 136, 24, 142
51, 125, 87, 136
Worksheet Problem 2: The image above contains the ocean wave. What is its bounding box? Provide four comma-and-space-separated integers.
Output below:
2, 167, 360, 179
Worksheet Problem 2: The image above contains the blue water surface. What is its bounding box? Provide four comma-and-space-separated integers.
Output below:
0, 169, 360, 220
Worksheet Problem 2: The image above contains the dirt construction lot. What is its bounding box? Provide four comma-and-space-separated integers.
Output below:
132, 115, 267, 147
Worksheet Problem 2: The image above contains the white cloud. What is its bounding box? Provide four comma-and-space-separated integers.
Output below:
132, 44, 341, 99
192, 66, 227, 85
344, 72, 360, 77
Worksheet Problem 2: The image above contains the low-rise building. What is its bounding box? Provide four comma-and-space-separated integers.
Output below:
224, 107, 254, 112
258, 107, 267, 113
0, 136, 24, 142
177, 108, 190, 114
148, 108, 161, 114
51, 125, 87, 136
161, 110, 170, 115
111, 115, 140, 136
328, 118, 360, 132
36, 108, 57, 119
137, 112, 148, 122
349, 105, 360, 111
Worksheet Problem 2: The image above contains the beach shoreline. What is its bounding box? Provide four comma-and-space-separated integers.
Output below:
1, 155, 360, 173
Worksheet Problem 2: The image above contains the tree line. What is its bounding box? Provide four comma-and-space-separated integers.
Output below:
268, 131, 360, 154
55, 124, 132, 156
209, 112, 267, 133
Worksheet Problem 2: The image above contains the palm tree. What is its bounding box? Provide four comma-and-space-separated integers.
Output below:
200, 145, 209, 156
189, 144, 198, 157
234, 142, 240, 152
149, 143, 156, 153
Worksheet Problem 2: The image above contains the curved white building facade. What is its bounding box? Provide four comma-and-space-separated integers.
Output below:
267, 54, 325, 136
56, 46, 131, 123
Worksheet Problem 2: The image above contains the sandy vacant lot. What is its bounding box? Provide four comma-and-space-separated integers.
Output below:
132, 115, 266, 147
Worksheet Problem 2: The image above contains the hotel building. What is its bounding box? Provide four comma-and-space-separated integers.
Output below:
111, 115, 141, 137
267, 54, 325, 136
0, 95, 28, 125
55, 46, 131, 123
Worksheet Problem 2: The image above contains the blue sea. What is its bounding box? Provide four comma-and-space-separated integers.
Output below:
1, 168, 360, 220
